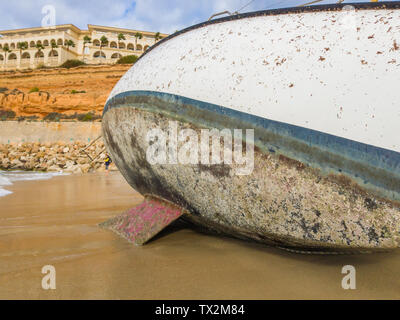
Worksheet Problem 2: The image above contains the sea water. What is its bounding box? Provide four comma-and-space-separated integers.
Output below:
0, 170, 69, 197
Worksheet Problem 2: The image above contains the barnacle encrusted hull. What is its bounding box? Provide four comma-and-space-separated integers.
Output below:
102, 2, 400, 252
102, 93, 400, 251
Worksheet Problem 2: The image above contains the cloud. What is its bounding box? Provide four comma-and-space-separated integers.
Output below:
0, 0, 396, 34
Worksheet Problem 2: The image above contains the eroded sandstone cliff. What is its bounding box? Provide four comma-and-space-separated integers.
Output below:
0, 64, 130, 119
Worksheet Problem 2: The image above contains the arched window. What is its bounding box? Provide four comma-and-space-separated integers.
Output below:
57, 39, 63, 45
30, 41, 35, 48
119, 42, 125, 49
136, 44, 142, 51
0, 44, 2, 49
110, 41, 117, 48
10, 43, 15, 49
21, 52, 30, 59
111, 53, 122, 59
0, 54, 3, 61
35, 51, 44, 58
127, 43, 134, 50
43, 40, 49, 47
49, 50, 58, 57
93, 39, 100, 47
36, 40, 42, 46
8, 53, 17, 60
93, 51, 106, 58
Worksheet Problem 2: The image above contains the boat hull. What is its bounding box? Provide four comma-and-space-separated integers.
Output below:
102, 91, 400, 251
103, 2, 400, 251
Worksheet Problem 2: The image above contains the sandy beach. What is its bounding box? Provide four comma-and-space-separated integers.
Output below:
0, 171, 399, 300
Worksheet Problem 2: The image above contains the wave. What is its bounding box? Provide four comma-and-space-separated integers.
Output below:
0, 188, 12, 197
0, 175, 13, 197
0, 175, 12, 186
0, 171, 70, 198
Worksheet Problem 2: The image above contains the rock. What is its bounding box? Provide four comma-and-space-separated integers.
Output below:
73, 166, 82, 174
47, 158, 56, 166
64, 165, 76, 173
10, 159, 23, 168
48, 165, 62, 172
24, 160, 36, 170
57, 162, 66, 168
0, 139, 118, 174
65, 160, 75, 167
1, 158, 10, 169
31, 146, 39, 154
80, 163, 92, 173
77, 157, 88, 165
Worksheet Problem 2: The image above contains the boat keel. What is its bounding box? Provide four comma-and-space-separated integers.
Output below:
100, 196, 186, 245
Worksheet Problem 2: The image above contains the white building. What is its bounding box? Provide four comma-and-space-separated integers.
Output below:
0, 24, 168, 70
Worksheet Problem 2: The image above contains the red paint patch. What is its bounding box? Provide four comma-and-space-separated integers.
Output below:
101, 197, 185, 245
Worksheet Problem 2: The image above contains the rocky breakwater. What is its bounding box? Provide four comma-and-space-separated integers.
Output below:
0, 141, 113, 174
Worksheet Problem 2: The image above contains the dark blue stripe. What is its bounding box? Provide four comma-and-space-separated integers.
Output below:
104, 90, 400, 201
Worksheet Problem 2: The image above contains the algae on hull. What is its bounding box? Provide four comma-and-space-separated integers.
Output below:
102, 106, 400, 252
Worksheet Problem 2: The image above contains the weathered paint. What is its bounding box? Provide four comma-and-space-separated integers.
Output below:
103, 105, 400, 252
102, 3, 400, 252
104, 91, 400, 203
100, 196, 185, 245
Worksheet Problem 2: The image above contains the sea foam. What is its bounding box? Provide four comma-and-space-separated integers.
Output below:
0, 175, 13, 197
0, 171, 69, 198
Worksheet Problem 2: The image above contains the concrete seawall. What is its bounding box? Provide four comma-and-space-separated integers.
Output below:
0, 121, 102, 144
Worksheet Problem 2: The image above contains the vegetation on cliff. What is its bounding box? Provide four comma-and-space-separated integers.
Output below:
0, 109, 16, 121
117, 55, 139, 64
29, 87, 40, 93
42, 112, 101, 122
60, 59, 86, 69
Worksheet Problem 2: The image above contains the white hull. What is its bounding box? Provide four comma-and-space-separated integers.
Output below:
110, 3, 400, 153
103, 3, 400, 252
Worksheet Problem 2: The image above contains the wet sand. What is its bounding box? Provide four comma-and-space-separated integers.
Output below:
0, 172, 399, 299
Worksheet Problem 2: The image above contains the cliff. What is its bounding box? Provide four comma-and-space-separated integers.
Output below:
0, 64, 131, 119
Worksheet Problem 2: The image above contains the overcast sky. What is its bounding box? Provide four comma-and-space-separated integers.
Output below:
0, 0, 394, 34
